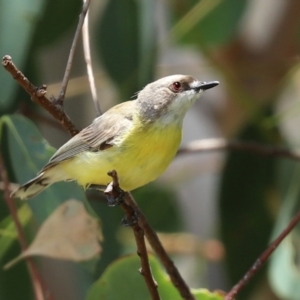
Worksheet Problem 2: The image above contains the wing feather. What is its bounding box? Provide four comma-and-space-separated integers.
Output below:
43, 101, 136, 169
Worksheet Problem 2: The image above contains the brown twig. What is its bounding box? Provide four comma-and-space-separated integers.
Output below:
105, 171, 160, 300
225, 209, 300, 300
105, 171, 195, 300
82, 0, 102, 116
177, 138, 300, 161
2, 55, 79, 136
0, 152, 46, 300
56, 0, 91, 104
125, 192, 195, 300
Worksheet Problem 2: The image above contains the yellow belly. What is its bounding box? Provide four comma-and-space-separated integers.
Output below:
59, 123, 182, 191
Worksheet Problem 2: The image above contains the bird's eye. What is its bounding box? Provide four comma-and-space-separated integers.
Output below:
170, 81, 181, 92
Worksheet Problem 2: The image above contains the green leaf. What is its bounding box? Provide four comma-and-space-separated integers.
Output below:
132, 183, 183, 232
0, 204, 32, 259
86, 254, 224, 300
32, 0, 82, 46
193, 289, 225, 300
268, 161, 300, 300
0, 0, 47, 111
0, 114, 94, 223
95, 0, 157, 100
171, 0, 247, 47
219, 120, 276, 297
0, 202, 33, 300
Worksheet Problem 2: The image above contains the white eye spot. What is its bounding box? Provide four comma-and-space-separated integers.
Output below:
154, 105, 158, 110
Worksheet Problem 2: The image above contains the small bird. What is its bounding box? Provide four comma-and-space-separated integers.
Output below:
12, 75, 219, 200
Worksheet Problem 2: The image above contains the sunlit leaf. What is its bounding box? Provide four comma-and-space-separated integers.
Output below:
4, 200, 102, 269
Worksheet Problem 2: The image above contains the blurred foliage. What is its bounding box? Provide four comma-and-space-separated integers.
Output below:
220, 113, 278, 298
86, 254, 224, 300
171, 0, 247, 47
1, 0, 300, 299
95, 0, 157, 100
269, 160, 300, 300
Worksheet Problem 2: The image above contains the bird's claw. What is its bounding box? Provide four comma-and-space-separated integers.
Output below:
121, 211, 139, 226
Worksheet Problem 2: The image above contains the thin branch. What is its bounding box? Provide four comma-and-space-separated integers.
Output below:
0, 152, 45, 300
82, 0, 102, 116
2, 55, 79, 136
105, 171, 160, 300
56, 0, 91, 104
105, 171, 195, 300
177, 138, 300, 161
125, 192, 195, 300
225, 209, 300, 300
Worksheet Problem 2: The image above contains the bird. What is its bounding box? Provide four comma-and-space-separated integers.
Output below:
11, 74, 219, 200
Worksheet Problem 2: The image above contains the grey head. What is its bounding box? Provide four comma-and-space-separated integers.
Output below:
136, 74, 219, 124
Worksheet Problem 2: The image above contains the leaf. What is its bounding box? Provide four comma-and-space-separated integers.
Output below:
171, 0, 247, 47
0, 114, 95, 223
0, 204, 32, 259
4, 199, 102, 269
268, 161, 300, 300
86, 255, 224, 300
95, 0, 157, 100
194, 289, 225, 300
32, 0, 82, 46
132, 183, 183, 232
219, 120, 276, 297
0, 203, 33, 300
0, 0, 47, 111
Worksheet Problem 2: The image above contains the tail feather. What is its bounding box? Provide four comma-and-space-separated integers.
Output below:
11, 172, 53, 200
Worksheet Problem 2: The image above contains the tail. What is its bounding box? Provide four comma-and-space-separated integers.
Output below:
11, 168, 66, 200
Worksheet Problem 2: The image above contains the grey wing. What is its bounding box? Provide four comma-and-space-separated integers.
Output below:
43, 101, 135, 169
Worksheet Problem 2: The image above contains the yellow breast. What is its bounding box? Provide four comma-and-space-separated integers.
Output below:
59, 120, 182, 191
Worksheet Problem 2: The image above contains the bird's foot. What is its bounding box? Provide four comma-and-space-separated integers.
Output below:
121, 211, 139, 226
106, 190, 125, 207
104, 181, 125, 207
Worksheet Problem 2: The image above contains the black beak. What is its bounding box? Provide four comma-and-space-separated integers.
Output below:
194, 81, 219, 92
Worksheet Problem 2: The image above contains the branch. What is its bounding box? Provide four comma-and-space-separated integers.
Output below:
225, 209, 300, 300
56, 0, 91, 104
0, 152, 48, 300
105, 171, 195, 300
82, 0, 102, 116
126, 192, 195, 300
2, 55, 79, 136
105, 171, 160, 300
177, 138, 300, 161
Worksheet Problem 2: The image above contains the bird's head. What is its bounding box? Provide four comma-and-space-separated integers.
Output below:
137, 74, 219, 125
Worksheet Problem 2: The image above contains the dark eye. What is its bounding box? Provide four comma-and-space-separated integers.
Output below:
171, 81, 181, 92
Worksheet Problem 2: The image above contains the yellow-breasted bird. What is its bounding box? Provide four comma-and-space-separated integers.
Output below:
11, 75, 219, 200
